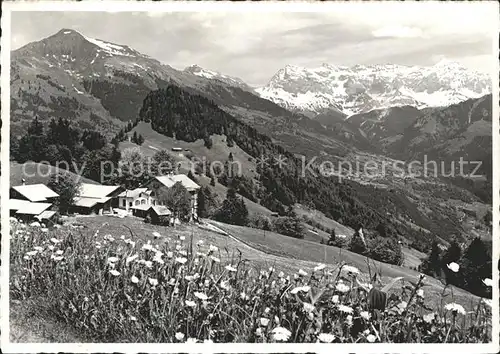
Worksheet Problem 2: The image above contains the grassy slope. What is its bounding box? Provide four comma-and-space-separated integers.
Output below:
10, 161, 99, 186
204, 219, 476, 306
73, 216, 478, 306
11, 215, 479, 342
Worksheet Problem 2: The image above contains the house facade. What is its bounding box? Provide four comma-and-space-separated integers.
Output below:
118, 174, 200, 220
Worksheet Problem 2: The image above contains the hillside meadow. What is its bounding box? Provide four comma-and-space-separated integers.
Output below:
10, 215, 492, 343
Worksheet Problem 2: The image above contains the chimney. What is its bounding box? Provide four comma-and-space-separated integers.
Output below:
22, 178, 26, 185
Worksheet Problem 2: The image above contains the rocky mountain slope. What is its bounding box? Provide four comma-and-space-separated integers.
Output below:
256, 62, 491, 117
10, 28, 375, 157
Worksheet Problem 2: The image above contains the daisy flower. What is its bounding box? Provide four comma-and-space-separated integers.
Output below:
131, 275, 139, 284
314, 263, 326, 272
318, 333, 335, 343
175, 257, 188, 264
366, 334, 376, 343
338, 305, 353, 314
259, 317, 270, 326
185, 300, 196, 307
225, 265, 237, 272
271, 327, 291, 342
446, 262, 460, 273
335, 283, 350, 293
360, 311, 371, 320
175, 332, 185, 341
148, 278, 158, 287
194, 292, 208, 301
342, 265, 360, 275
290, 285, 311, 294
109, 269, 120, 277
445, 303, 466, 315
298, 269, 308, 276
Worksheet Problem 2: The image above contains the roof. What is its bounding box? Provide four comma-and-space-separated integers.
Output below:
35, 210, 57, 220
11, 184, 59, 202
117, 188, 148, 198
9, 199, 52, 215
154, 174, 200, 191
150, 205, 172, 216
130, 204, 151, 211
79, 184, 122, 199
73, 196, 111, 208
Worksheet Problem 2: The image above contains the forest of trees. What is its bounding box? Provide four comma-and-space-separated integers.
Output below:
11, 116, 121, 183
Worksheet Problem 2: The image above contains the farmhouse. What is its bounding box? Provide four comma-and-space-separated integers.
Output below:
118, 174, 200, 220
9, 184, 59, 223
117, 187, 149, 211
71, 183, 124, 215
130, 204, 173, 225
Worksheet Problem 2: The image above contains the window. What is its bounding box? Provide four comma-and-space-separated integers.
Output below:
122, 199, 126, 207
153, 200, 156, 206
135, 200, 140, 206
129, 202, 132, 207
150, 191, 156, 197
141, 199, 146, 205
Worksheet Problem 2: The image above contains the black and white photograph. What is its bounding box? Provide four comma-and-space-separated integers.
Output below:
1, 1, 498, 352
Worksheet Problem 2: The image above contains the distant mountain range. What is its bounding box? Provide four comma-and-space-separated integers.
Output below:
255, 62, 491, 117
10, 28, 492, 175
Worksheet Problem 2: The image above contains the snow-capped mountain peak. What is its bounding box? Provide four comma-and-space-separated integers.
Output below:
183, 64, 254, 92
256, 62, 491, 116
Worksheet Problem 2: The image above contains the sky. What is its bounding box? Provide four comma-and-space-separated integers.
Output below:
10, 2, 497, 86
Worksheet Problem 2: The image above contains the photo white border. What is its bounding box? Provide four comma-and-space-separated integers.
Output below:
1, 1, 499, 353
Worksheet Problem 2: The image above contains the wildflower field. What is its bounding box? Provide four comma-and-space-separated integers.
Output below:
10, 216, 493, 343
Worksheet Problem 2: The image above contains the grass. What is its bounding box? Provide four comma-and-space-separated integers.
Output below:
205, 220, 481, 309
10, 215, 492, 343
10, 161, 99, 186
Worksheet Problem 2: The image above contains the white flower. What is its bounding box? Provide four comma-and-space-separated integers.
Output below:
197, 240, 204, 246
264, 307, 271, 314
298, 269, 308, 276
126, 254, 138, 264
152, 231, 161, 238
360, 311, 371, 320
335, 283, 350, 293
423, 312, 436, 323
342, 265, 360, 275
255, 327, 263, 337
148, 278, 159, 287
240, 292, 249, 300
107, 256, 119, 264
33, 246, 43, 252
278, 271, 285, 278
175, 332, 185, 341
260, 317, 270, 326
338, 305, 353, 314
416, 289, 424, 298
141, 242, 155, 251
153, 254, 164, 264
194, 292, 208, 301
175, 257, 187, 264
129, 315, 137, 321
346, 315, 353, 326
41, 228, 49, 233
447, 262, 460, 273
220, 280, 231, 291
186, 337, 197, 343
303, 302, 315, 313
290, 285, 311, 294
445, 303, 466, 315
210, 256, 220, 263
331, 295, 340, 304
314, 263, 326, 272
318, 333, 335, 343
50, 238, 60, 244
109, 269, 120, 277
482, 278, 493, 287
271, 326, 291, 342
366, 334, 376, 343
185, 300, 196, 307
131, 275, 139, 284
26, 251, 38, 257
225, 265, 237, 272
209, 245, 218, 252
168, 278, 176, 286
51, 255, 64, 262
179, 235, 186, 241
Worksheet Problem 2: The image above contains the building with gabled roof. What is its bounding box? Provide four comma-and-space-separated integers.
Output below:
10, 184, 59, 202
118, 174, 200, 220
71, 183, 124, 215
